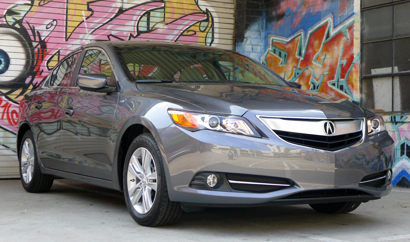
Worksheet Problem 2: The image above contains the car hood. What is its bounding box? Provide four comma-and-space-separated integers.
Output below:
137, 83, 366, 119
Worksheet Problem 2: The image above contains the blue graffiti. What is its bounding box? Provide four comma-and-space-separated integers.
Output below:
393, 169, 410, 186
327, 47, 360, 99
0, 49, 10, 74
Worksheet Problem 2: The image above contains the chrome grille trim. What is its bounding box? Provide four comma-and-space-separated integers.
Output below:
258, 117, 362, 136
228, 180, 291, 187
257, 116, 365, 151
360, 176, 386, 184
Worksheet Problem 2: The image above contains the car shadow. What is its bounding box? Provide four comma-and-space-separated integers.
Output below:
174, 206, 380, 234
48, 179, 126, 208
47, 179, 382, 234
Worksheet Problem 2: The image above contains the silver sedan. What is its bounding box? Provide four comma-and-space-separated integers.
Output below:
17, 41, 394, 226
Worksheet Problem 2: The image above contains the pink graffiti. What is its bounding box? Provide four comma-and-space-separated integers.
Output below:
0, 0, 212, 89
387, 123, 410, 145
0, 0, 213, 133
0, 96, 19, 133
136, 13, 209, 42
391, 130, 398, 144
398, 125, 410, 142
90, 2, 165, 40
8, 1, 198, 86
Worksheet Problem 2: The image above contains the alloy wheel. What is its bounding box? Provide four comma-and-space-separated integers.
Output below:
21, 138, 35, 184
127, 147, 158, 214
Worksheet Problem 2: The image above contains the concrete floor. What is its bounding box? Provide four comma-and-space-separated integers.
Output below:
1, 179, 410, 242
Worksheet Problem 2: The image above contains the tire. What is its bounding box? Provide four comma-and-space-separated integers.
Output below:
123, 133, 182, 227
19, 130, 54, 193
309, 202, 361, 214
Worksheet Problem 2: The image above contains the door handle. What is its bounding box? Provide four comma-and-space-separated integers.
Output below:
34, 100, 43, 110
65, 106, 74, 116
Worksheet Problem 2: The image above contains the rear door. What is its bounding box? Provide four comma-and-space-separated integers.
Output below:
59, 48, 119, 180
31, 51, 81, 170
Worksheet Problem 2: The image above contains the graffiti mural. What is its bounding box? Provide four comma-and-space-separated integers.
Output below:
234, 0, 410, 188
236, 0, 358, 101
263, 16, 360, 102
0, 0, 216, 152
387, 116, 410, 187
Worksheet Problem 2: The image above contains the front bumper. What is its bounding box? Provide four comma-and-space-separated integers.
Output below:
159, 122, 394, 205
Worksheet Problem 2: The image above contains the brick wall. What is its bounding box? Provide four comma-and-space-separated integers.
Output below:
235, 0, 267, 61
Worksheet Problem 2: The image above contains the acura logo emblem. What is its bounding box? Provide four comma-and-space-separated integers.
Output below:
324, 121, 336, 135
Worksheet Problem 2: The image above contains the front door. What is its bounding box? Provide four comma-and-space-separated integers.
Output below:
59, 48, 119, 180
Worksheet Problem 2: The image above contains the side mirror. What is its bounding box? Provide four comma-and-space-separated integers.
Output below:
78, 74, 116, 93
288, 82, 302, 89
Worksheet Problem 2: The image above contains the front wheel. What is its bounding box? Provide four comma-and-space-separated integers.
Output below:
19, 130, 54, 193
123, 133, 182, 226
309, 202, 361, 214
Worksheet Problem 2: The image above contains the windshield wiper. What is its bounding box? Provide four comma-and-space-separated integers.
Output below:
135, 79, 175, 83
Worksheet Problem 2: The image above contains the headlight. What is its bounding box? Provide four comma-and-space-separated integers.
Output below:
168, 110, 260, 137
367, 115, 385, 135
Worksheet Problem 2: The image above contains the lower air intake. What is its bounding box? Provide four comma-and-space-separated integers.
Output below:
281, 189, 371, 199
226, 174, 294, 193
360, 170, 389, 188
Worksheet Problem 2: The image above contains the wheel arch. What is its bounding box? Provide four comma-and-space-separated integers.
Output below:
117, 123, 149, 191
115, 117, 168, 192
17, 122, 32, 160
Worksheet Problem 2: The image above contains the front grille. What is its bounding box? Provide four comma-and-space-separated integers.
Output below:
273, 130, 362, 151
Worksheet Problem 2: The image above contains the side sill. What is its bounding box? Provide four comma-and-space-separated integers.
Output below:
41, 167, 120, 191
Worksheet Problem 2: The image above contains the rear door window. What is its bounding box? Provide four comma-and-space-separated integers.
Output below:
48, 51, 81, 87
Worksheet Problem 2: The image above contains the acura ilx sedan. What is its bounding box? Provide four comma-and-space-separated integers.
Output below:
17, 41, 394, 226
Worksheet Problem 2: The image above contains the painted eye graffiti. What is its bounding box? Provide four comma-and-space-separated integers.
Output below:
0, 49, 10, 75
0, 27, 34, 83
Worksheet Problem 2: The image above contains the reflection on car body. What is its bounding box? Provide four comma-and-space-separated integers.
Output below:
17, 41, 394, 227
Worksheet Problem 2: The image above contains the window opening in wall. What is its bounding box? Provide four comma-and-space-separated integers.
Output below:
361, 0, 410, 112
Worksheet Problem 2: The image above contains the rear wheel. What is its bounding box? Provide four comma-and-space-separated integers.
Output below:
123, 133, 182, 226
309, 202, 361, 214
19, 130, 53, 193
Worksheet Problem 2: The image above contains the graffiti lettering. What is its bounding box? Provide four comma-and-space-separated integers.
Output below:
263, 16, 360, 102
0, 96, 19, 133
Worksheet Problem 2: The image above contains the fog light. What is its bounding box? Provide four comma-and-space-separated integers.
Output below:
207, 174, 218, 188
387, 170, 392, 180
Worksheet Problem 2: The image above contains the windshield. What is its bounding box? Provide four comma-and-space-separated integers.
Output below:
115, 46, 288, 86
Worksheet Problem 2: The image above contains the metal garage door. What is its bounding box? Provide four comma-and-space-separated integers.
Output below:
0, 0, 235, 178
